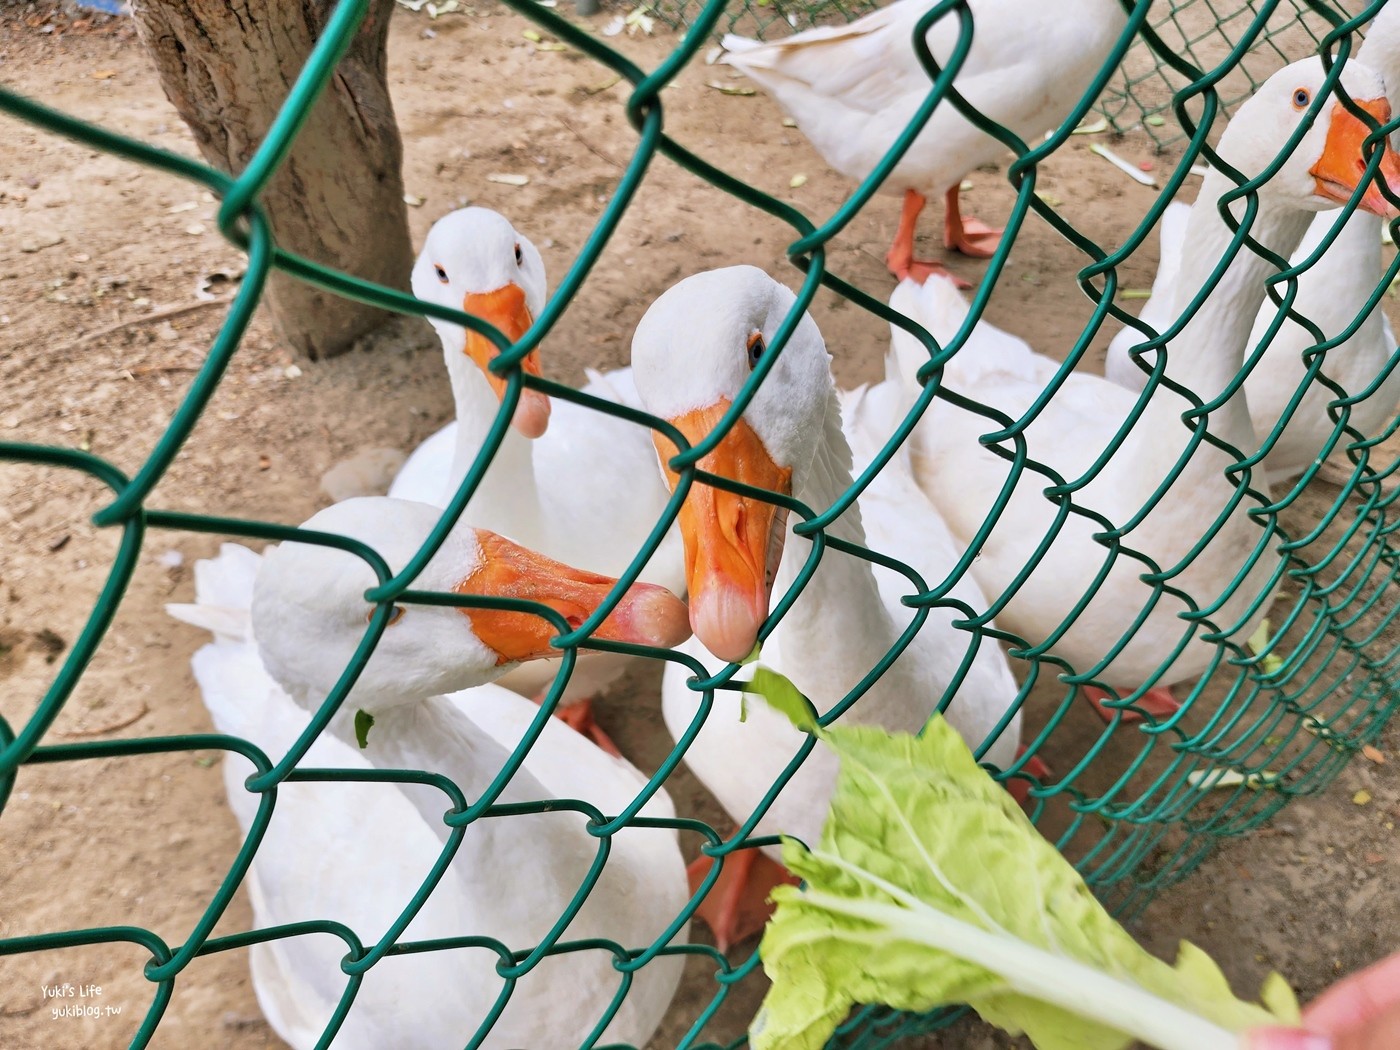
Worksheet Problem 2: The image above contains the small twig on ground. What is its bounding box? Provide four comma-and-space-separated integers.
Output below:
558, 115, 623, 169
58, 701, 149, 737
126, 364, 203, 378
64, 297, 232, 353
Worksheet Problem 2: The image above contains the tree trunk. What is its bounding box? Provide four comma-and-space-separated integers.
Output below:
134, 0, 412, 360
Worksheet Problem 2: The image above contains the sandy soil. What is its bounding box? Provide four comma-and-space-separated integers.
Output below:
1, 3, 1398, 1049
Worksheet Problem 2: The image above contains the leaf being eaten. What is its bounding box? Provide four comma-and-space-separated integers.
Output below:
751, 713, 1299, 1050
354, 709, 376, 749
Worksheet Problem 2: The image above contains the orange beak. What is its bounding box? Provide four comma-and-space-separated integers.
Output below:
653, 400, 792, 663
462, 284, 552, 438
1311, 97, 1400, 218
456, 530, 691, 664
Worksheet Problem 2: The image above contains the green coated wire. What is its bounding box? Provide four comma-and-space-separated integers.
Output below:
5, 0, 1400, 1047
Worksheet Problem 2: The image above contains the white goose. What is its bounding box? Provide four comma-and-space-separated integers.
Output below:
887, 57, 1400, 720
169, 498, 690, 1049
1106, 9, 1400, 486
629, 266, 1025, 950
389, 208, 684, 749
719, 0, 1127, 283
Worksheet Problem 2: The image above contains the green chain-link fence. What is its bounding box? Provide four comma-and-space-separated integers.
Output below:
648, 0, 881, 45
1101, 0, 1346, 146
4, 0, 1400, 1047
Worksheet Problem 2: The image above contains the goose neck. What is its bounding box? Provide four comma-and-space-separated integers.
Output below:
768, 392, 903, 710
444, 343, 543, 535
1155, 172, 1315, 444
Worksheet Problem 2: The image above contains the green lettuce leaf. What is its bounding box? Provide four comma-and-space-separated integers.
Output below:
354, 708, 375, 749
747, 666, 820, 732
749, 716, 1300, 1050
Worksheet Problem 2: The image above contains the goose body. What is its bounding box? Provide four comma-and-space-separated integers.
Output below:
1107, 12, 1400, 486
169, 500, 690, 1048
630, 268, 1022, 877
891, 273, 1220, 696
888, 58, 1400, 704
720, 0, 1127, 278
394, 208, 684, 705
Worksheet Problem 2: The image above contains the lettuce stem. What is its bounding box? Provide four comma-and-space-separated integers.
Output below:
800, 887, 1239, 1050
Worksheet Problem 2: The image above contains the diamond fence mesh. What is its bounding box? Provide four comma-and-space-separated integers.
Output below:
3, 0, 1400, 1048
648, 0, 881, 42
1102, 0, 1341, 146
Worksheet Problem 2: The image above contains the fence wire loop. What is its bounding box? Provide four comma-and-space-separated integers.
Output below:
5, 0, 1400, 1047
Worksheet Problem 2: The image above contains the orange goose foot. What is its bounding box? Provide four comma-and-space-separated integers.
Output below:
942, 185, 1002, 258
686, 844, 801, 954
531, 694, 624, 758
1005, 744, 1053, 808
1083, 685, 1180, 725
885, 188, 975, 289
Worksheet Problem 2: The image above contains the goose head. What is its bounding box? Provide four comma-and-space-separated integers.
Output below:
631, 266, 834, 662
1218, 55, 1400, 216
411, 208, 552, 438
251, 497, 690, 714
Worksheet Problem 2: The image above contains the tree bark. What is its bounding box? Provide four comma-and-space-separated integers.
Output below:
134, 0, 412, 360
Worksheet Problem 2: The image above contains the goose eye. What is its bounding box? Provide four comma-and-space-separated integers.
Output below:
514, 242, 524, 266
746, 331, 766, 371
1292, 88, 1311, 110
434, 264, 448, 284
366, 605, 405, 626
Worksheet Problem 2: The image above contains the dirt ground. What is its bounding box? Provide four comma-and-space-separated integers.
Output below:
1, 3, 1398, 1049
